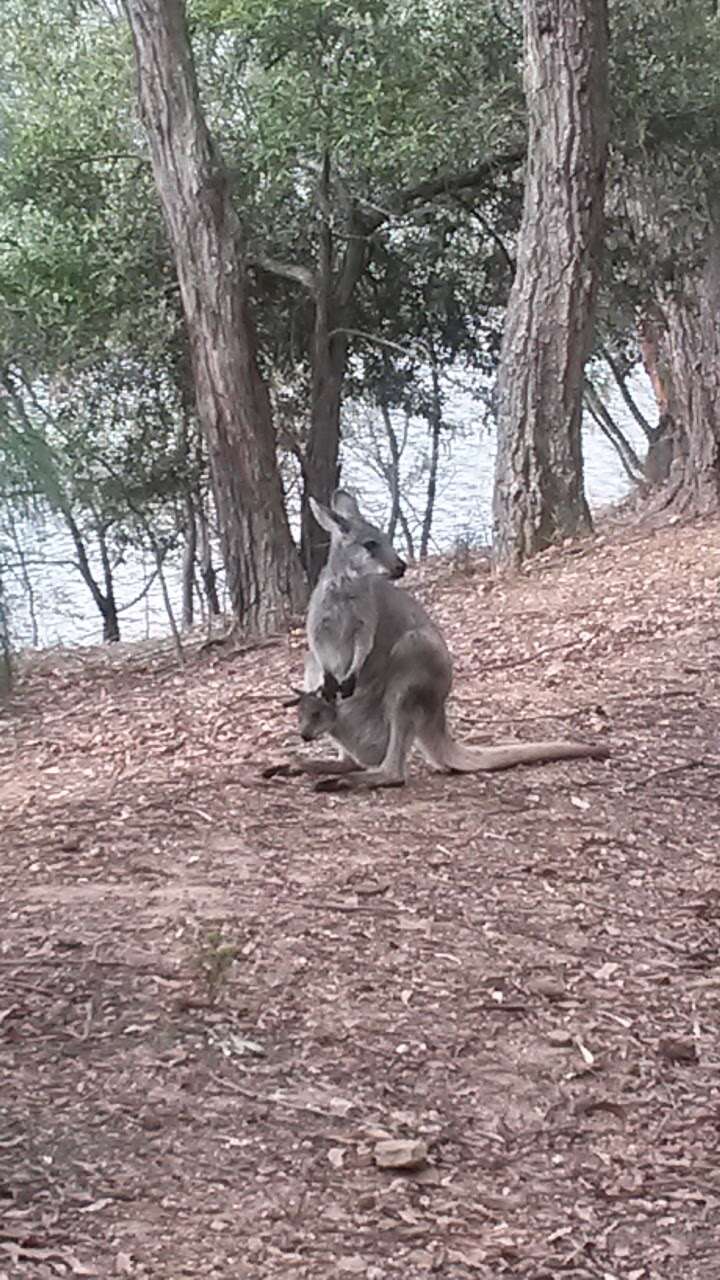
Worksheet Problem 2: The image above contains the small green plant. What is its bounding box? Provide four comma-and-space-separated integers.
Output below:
193, 927, 241, 1005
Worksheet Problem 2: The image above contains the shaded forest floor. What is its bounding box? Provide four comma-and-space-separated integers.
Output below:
1, 511, 720, 1280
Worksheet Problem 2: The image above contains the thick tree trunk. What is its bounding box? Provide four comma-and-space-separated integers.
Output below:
492, 0, 608, 566
123, 0, 306, 634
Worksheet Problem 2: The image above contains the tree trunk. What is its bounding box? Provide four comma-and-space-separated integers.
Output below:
181, 493, 196, 630
0, 573, 11, 696
98, 528, 121, 644
195, 493, 221, 615
299, 169, 348, 584
656, 203, 720, 511
420, 344, 443, 559
123, 0, 306, 634
637, 313, 684, 485
300, 297, 346, 582
8, 514, 39, 647
378, 397, 402, 541
63, 510, 120, 644
492, 0, 608, 566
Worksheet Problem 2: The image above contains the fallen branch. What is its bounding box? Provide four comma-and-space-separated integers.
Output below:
626, 758, 720, 792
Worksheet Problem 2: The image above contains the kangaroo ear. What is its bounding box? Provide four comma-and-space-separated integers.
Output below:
331, 489, 361, 521
282, 688, 303, 708
310, 495, 349, 534
309, 496, 337, 533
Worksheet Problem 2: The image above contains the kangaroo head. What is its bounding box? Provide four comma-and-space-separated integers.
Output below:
309, 489, 406, 579
296, 691, 338, 742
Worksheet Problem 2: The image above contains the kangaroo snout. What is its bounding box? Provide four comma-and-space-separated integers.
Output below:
391, 559, 407, 580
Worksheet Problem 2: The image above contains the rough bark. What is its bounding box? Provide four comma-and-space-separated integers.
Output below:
656, 203, 720, 511
123, 0, 306, 634
492, 0, 608, 566
637, 313, 684, 485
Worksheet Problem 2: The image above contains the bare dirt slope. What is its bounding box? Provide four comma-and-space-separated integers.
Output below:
1, 514, 719, 1280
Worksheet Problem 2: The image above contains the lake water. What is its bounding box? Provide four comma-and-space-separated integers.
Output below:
3, 374, 652, 649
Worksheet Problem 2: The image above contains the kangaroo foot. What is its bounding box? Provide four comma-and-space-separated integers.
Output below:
261, 761, 305, 779
313, 770, 405, 793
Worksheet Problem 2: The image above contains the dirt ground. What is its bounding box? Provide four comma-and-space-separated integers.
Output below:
1, 511, 719, 1280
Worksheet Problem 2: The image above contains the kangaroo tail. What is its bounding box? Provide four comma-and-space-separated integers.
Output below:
422, 732, 610, 774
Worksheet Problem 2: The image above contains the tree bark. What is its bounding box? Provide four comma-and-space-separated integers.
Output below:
492, 0, 608, 566
637, 312, 684, 485
123, 0, 306, 634
195, 493, 221, 615
300, 289, 346, 582
655, 201, 720, 511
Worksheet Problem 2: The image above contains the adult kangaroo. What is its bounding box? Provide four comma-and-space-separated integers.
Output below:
278, 489, 609, 792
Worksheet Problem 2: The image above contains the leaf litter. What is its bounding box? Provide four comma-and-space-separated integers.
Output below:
1, 511, 719, 1278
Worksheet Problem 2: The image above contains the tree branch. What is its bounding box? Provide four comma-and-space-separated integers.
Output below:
250, 253, 316, 293
332, 145, 525, 309
359, 145, 527, 234
601, 346, 654, 440
327, 327, 428, 360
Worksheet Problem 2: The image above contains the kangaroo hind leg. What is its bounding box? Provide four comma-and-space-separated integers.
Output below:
314, 705, 416, 793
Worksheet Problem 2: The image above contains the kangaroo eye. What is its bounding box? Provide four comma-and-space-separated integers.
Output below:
363, 539, 378, 553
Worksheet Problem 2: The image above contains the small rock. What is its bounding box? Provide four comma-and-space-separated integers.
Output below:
527, 974, 566, 999
373, 1138, 428, 1170
337, 1256, 367, 1274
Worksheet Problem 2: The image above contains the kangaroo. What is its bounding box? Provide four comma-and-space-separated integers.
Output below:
268, 488, 609, 793
287, 688, 609, 778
